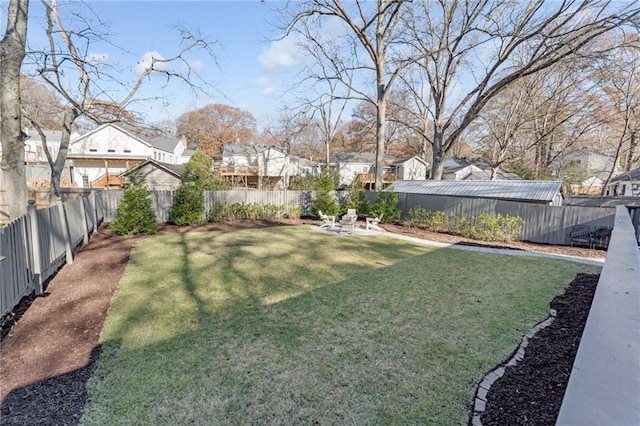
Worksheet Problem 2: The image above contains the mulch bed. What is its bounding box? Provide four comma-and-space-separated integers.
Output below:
480, 273, 599, 425
0, 220, 601, 425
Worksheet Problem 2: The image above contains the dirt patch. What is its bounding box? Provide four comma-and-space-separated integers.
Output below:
0, 220, 601, 424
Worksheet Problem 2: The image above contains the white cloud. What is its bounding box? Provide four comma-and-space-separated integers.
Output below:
134, 51, 169, 74
256, 76, 271, 87
262, 87, 277, 97
258, 36, 301, 73
86, 53, 109, 65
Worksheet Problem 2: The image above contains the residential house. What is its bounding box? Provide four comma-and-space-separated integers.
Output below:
0, 129, 78, 187
442, 157, 521, 181
220, 144, 299, 188
605, 168, 640, 197
120, 159, 185, 191
332, 152, 400, 188
297, 158, 322, 177
555, 150, 617, 195
390, 156, 429, 181
66, 124, 188, 188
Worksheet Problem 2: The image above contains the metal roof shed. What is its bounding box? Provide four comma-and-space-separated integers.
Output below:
387, 180, 564, 206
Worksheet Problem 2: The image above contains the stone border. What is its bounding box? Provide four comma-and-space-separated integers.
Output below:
469, 309, 558, 426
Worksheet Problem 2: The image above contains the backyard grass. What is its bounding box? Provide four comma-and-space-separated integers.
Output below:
82, 226, 599, 425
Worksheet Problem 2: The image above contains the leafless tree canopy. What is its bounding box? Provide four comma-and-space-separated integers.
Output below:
278, 0, 640, 181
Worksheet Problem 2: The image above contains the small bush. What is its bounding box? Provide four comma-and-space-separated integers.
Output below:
369, 191, 401, 223
407, 207, 452, 232
311, 191, 339, 218
170, 184, 205, 225
111, 174, 157, 236
340, 185, 370, 217
406, 208, 524, 242
208, 202, 301, 222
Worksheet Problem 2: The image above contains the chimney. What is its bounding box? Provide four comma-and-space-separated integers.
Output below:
180, 135, 187, 148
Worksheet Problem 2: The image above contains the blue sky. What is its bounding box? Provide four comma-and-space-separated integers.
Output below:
19, 1, 304, 128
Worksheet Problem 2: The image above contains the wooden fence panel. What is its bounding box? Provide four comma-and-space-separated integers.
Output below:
151, 191, 173, 222
64, 198, 85, 250
0, 217, 33, 318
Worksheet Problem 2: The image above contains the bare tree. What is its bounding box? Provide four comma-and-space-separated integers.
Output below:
281, 0, 411, 190
0, 0, 29, 220
401, 0, 640, 179
27, 0, 214, 197
595, 38, 640, 193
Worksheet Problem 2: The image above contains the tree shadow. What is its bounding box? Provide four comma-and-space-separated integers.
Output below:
1, 346, 102, 426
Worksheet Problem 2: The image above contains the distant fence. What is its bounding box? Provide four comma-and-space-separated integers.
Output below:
0, 192, 104, 318
396, 193, 616, 246
100, 189, 619, 247
102, 190, 317, 222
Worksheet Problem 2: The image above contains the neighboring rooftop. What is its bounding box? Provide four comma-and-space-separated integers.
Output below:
388, 180, 564, 203
610, 168, 640, 183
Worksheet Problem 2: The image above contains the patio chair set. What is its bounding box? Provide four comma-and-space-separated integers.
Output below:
568, 224, 612, 249
318, 209, 383, 234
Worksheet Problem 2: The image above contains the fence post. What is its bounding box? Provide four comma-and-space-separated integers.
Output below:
79, 196, 89, 245
57, 200, 74, 265
90, 191, 98, 232
27, 201, 43, 296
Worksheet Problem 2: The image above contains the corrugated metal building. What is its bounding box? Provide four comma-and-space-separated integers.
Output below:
388, 180, 564, 206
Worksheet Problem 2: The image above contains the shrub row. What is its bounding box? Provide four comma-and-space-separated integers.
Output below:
209, 202, 301, 222
407, 206, 524, 242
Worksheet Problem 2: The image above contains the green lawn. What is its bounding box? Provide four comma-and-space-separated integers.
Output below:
82, 226, 599, 425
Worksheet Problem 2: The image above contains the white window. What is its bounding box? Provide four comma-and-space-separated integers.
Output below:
82, 175, 89, 187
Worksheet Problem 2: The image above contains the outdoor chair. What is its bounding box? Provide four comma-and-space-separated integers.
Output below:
568, 224, 594, 248
318, 210, 336, 229
592, 226, 613, 250
336, 209, 356, 235
366, 213, 383, 231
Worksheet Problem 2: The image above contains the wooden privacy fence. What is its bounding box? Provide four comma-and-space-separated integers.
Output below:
0, 192, 105, 318
396, 193, 616, 245
102, 190, 316, 222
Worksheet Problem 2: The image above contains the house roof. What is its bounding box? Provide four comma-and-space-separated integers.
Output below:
390, 156, 428, 166
332, 152, 395, 165
610, 168, 640, 183
121, 159, 185, 179
70, 123, 153, 148
387, 180, 563, 203
149, 135, 180, 153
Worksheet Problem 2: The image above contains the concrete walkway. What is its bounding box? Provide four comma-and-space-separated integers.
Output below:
313, 224, 605, 266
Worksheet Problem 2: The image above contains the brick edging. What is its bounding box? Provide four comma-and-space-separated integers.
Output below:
469, 309, 558, 426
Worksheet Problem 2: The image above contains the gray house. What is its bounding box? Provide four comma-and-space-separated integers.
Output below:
121, 159, 185, 191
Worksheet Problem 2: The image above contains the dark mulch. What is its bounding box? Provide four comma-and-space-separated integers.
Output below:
0, 347, 101, 426
480, 273, 599, 426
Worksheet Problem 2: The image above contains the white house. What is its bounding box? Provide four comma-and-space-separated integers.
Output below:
555, 150, 617, 195
66, 124, 188, 188
442, 157, 521, 181
390, 156, 429, 180
605, 168, 640, 196
220, 144, 301, 188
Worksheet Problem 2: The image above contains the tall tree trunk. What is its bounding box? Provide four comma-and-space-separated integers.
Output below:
626, 131, 637, 172
431, 126, 445, 180
0, 0, 29, 220
375, 92, 386, 191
